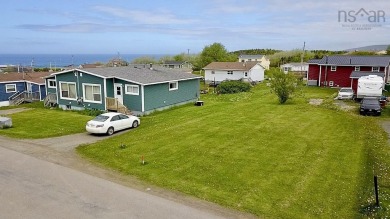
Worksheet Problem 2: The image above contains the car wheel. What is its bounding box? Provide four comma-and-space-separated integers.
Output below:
107, 127, 114, 136
132, 120, 139, 128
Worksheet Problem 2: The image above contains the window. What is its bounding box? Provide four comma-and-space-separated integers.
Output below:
329, 81, 334, 87
372, 67, 380, 72
211, 71, 215, 74
5, 84, 16, 93
331, 66, 337, 71
60, 82, 76, 100
125, 84, 139, 95
355, 66, 360, 71
227, 71, 233, 75
48, 79, 56, 88
83, 84, 101, 103
244, 72, 248, 77
169, 81, 178, 91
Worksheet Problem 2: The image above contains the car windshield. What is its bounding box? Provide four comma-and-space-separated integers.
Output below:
92, 115, 109, 122
363, 99, 379, 105
340, 88, 353, 92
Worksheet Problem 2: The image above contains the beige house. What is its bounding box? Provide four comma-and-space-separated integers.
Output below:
238, 55, 270, 70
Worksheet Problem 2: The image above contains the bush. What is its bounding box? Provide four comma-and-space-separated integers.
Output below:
216, 80, 251, 94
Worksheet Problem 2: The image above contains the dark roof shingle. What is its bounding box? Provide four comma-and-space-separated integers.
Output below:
0, 72, 51, 84
317, 55, 390, 66
350, 71, 385, 78
203, 62, 260, 71
57, 66, 200, 85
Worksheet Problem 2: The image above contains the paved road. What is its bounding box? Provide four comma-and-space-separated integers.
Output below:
0, 146, 229, 219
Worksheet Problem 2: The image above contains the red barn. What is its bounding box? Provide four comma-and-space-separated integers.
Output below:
307, 56, 390, 92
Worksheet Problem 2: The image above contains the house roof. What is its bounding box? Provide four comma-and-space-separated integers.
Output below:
163, 61, 185, 65
203, 62, 261, 71
0, 72, 51, 84
239, 54, 265, 59
317, 55, 390, 66
53, 66, 200, 85
350, 71, 385, 78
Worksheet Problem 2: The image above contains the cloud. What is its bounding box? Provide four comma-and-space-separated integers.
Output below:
92, 5, 197, 25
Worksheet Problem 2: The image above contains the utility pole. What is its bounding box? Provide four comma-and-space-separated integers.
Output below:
187, 49, 190, 55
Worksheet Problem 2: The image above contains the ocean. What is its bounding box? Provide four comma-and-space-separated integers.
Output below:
0, 54, 167, 68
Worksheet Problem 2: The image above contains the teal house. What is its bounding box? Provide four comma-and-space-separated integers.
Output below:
45, 66, 201, 115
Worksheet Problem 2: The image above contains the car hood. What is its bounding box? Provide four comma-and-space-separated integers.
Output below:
361, 104, 380, 109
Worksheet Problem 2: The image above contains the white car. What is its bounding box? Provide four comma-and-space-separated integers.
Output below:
337, 87, 354, 100
86, 112, 140, 135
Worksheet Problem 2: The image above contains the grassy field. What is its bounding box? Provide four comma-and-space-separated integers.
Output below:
0, 108, 92, 139
77, 84, 390, 218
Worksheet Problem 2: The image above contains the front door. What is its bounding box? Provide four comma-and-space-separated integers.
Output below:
114, 84, 123, 104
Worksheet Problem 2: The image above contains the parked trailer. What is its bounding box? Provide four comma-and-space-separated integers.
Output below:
356, 75, 384, 99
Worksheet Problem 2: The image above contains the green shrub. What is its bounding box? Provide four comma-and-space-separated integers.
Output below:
216, 80, 251, 94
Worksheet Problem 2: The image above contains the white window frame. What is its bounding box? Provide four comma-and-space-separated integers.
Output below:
83, 83, 102, 103
329, 81, 334, 87
169, 81, 178, 91
227, 70, 233, 75
244, 72, 248, 77
372, 67, 380, 72
330, 66, 337, 71
48, 79, 56, 88
355, 66, 360, 71
5, 84, 16, 93
59, 81, 77, 100
211, 71, 215, 74
125, 84, 139, 95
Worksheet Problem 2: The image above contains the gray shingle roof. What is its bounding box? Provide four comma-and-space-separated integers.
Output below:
350, 71, 385, 78
56, 66, 200, 85
317, 56, 390, 66
307, 59, 321, 64
203, 61, 260, 70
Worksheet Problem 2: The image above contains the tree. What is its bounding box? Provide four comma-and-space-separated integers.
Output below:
387, 45, 390, 55
268, 68, 301, 104
195, 43, 236, 69
130, 56, 158, 64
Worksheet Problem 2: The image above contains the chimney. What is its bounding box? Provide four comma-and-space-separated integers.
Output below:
149, 63, 153, 70
349, 58, 352, 64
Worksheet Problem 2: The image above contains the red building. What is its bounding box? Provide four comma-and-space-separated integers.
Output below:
308, 56, 390, 92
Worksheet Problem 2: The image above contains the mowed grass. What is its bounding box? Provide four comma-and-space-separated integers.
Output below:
77, 85, 385, 218
0, 108, 92, 139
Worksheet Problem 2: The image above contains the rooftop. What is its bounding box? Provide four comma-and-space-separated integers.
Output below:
203, 61, 261, 71
317, 55, 390, 66
0, 72, 51, 84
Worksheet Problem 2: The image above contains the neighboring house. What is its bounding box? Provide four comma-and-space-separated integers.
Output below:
280, 62, 309, 77
238, 54, 270, 69
78, 63, 104, 68
162, 61, 187, 69
0, 72, 50, 107
307, 55, 390, 92
45, 66, 201, 115
203, 62, 265, 83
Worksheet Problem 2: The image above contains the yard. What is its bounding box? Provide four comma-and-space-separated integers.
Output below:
77, 84, 390, 218
0, 104, 92, 139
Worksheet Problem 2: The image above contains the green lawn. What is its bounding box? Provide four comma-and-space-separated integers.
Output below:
0, 108, 92, 139
76, 84, 390, 218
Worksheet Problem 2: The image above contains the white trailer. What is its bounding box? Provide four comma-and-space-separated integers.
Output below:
357, 75, 384, 99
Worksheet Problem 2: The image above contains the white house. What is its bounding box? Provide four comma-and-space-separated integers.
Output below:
203, 62, 265, 83
280, 62, 309, 73
238, 55, 270, 70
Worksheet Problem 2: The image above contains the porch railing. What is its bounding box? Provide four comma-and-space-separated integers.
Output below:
9, 91, 40, 106
106, 97, 132, 114
44, 93, 58, 107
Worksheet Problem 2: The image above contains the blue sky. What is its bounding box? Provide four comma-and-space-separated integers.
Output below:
1, 0, 389, 54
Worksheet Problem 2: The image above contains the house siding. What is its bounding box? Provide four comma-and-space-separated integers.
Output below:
0, 82, 25, 101
309, 64, 386, 87
111, 78, 143, 112
56, 71, 106, 110
144, 79, 199, 112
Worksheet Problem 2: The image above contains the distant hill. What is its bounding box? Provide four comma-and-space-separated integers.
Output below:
345, 45, 389, 52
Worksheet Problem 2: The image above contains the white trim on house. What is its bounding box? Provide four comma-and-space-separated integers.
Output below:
103, 78, 107, 110
331, 66, 337, 71
125, 84, 140, 95
372, 67, 380, 72
47, 79, 56, 88
5, 84, 17, 93
169, 81, 178, 91
59, 81, 77, 101
355, 66, 360, 71
82, 83, 102, 104
141, 85, 145, 112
